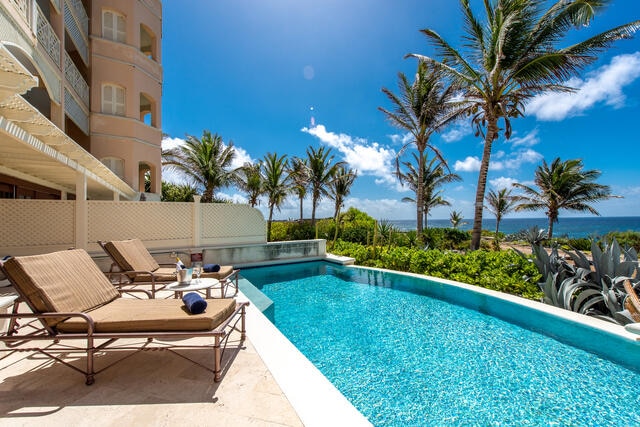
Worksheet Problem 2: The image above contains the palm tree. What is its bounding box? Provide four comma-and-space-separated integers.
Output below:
409, 0, 639, 250
288, 156, 309, 221
262, 153, 289, 241
450, 210, 464, 229
485, 188, 517, 237
397, 152, 461, 229
306, 146, 343, 225
329, 166, 357, 242
162, 130, 236, 202
379, 61, 460, 242
234, 162, 263, 207
512, 158, 616, 239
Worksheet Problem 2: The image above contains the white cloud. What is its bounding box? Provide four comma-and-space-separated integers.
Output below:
509, 129, 540, 147
489, 177, 518, 190
388, 132, 413, 147
442, 124, 471, 142
503, 149, 543, 169
342, 197, 412, 220
526, 52, 640, 121
454, 156, 481, 172
455, 149, 542, 173
230, 146, 254, 169
492, 149, 543, 171
161, 136, 185, 150
302, 124, 398, 186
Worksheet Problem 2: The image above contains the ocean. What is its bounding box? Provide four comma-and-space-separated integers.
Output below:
387, 216, 640, 239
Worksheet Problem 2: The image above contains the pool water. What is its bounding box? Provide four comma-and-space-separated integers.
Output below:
241, 262, 640, 426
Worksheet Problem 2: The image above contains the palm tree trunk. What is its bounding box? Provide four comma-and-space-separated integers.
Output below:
267, 206, 274, 241
299, 196, 304, 221
424, 208, 428, 230
416, 150, 425, 244
548, 216, 554, 240
311, 192, 318, 225
471, 117, 498, 250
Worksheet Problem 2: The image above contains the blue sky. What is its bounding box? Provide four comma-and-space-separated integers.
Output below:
161, 0, 640, 222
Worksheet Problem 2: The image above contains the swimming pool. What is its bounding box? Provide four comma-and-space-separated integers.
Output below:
240, 261, 640, 426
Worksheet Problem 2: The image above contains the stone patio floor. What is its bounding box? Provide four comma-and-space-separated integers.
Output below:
0, 291, 303, 427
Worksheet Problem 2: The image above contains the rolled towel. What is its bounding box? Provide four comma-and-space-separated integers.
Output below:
203, 263, 221, 273
182, 292, 207, 314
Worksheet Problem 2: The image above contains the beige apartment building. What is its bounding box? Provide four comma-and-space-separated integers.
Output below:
0, 0, 162, 201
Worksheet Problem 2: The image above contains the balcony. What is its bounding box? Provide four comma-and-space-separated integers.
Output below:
64, 51, 88, 109
36, 4, 60, 67
64, 0, 88, 65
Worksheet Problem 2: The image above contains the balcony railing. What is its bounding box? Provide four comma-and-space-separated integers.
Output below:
10, 0, 32, 24
36, 4, 60, 67
64, 0, 88, 65
64, 87, 89, 134
64, 51, 88, 109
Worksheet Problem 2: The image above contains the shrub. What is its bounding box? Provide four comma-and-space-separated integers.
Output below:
330, 242, 542, 300
339, 207, 375, 244
605, 231, 640, 252
422, 227, 470, 250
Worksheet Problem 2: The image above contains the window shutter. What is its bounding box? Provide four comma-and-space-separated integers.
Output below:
103, 11, 114, 40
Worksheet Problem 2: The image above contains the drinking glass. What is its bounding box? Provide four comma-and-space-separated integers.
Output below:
193, 262, 202, 282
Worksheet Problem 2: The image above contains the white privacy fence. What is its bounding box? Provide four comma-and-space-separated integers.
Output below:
0, 199, 268, 256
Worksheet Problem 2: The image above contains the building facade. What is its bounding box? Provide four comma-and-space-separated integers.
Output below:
0, 0, 162, 200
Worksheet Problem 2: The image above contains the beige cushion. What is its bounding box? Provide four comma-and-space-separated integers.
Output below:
133, 266, 236, 283
132, 266, 177, 283
201, 265, 235, 281
57, 298, 236, 333
104, 239, 160, 276
3, 249, 120, 326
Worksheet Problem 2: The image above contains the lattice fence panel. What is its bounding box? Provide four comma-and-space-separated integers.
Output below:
89, 201, 193, 245
0, 200, 74, 253
200, 204, 265, 242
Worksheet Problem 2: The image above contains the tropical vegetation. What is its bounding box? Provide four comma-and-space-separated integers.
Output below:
408, 0, 640, 250
396, 152, 461, 229
512, 158, 616, 239
262, 153, 290, 241
162, 130, 236, 203
520, 238, 640, 325
380, 61, 460, 243
486, 188, 517, 248
306, 146, 343, 225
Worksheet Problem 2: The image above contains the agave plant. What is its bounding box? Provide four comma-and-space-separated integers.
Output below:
521, 238, 640, 325
507, 225, 548, 246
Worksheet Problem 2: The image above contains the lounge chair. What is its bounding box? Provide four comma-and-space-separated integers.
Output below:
0, 249, 248, 385
625, 279, 640, 323
98, 239, 239, 298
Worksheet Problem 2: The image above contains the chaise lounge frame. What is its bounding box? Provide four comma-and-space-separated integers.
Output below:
0, 249, 248, 385
98, 239, 240, 298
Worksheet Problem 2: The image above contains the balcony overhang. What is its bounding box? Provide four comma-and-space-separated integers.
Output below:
0, 44, 137, 200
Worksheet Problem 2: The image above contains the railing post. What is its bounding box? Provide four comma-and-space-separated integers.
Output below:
75, 171, 87, 250
192, 195, 201, 248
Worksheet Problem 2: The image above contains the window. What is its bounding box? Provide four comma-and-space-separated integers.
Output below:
101, 157, 125, 179
139, 24, 157, 60
103, 10, 126, 43
102, 84, 125, 116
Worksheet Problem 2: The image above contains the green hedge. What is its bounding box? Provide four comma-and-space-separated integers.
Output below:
330, 240, 542, 300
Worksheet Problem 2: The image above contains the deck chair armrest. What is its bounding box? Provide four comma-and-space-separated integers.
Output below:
117, 289, 152, 299
0, 311, 96, 334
